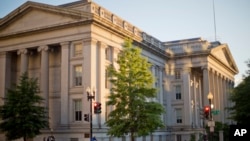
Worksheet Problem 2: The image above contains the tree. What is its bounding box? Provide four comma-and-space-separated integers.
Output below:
0, 72, 48, 141
106, 38, 165, 141
229, 59, 250, 124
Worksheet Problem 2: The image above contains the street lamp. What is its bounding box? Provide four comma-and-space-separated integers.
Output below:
207, 92, 214, 141
86, 87, 95, 141
207, 92, 213, 105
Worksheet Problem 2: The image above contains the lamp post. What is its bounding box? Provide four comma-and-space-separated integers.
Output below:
207, 92, 213, 120
207, 92, 214, 141
86, 87, 95, 141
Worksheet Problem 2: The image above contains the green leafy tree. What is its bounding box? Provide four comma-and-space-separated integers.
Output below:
0, 72, 48, 141
229, 59, 250, 124
106, 38, 165, 141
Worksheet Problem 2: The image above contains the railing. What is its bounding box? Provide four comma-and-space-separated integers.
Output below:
89, 2, 164, 50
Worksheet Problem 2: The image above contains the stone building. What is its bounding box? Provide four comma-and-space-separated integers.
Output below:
0, 0, 238, 141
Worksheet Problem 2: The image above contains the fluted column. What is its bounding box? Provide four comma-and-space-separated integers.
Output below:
183, 67, 192, 125
0, 52, 11, 105
83, 38, 98, 126
159, 67, 164, 105
60, 42, 70, 125
17, 48, 28, 74
202, 66, 210, 106
97, 41, 107, 125
38, 45, 49, 117
219, 75, 225, 122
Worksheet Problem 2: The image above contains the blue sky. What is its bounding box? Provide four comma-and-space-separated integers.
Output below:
0, 0, 249, 85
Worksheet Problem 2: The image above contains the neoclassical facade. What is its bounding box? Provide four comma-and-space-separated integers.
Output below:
0, 0, 238, 141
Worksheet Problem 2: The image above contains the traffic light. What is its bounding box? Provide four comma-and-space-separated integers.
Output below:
94, 102, 102, 114
204, 106, 210, 119
84, 114, 89, 122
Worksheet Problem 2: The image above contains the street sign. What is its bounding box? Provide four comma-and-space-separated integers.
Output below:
212, 109, 220, 115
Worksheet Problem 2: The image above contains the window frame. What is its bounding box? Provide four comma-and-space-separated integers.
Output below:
175, 85, 182, 100
74, 65, 82, 87
73, 43, 83, 57
176, 108, 182, 124
175, 70, 181, 79
73, 99, 82, 121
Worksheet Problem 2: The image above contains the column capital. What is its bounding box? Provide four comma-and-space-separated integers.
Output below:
183, 67, 191, 73
83, 38, 98, 45
202, 65, 209, 70
0, 51, 10, 56
17, 48, 28, 55
60, 42, 70, 48
37, 45, 49, 52
113, 47, 121, 54
97, 41, 108, 49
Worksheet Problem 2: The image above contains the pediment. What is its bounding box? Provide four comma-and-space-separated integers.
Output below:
0, 1, 91, 36
211, 44, 238, 73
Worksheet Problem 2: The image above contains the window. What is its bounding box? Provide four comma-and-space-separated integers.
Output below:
155, 66, 159, 78
74, 43, 82, 57
175, 85, 181, 100
105, 69, 110, 89
74, 99, 82, 121
74, 65, 82, 86
176, 109, 182, 123
105, 102, 111, 122
70, 138, 79, 141
105, 46, 112, 61
177, 135, 181, 141
175, 70, 181, 79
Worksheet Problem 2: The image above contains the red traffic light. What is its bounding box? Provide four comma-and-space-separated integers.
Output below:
204, 106, 210, 119
94, 102, 102, 114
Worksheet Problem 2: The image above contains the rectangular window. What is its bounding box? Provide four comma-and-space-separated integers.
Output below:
105, 102, 110, 122
175, 70, 181, 79
70, 138, 79, 141
74, 99, 82, 121
176, 109, 182, 123
177, 135, 181, 141
105, 46, 112, 61
74, 65, 82, 86
105, 69, 110, 89
74, 43, 82, 57
175, 85, 181, 100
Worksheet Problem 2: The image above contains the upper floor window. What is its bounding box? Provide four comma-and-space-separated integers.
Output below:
74, 43, 82, 57
175, 85, 181, 100
175, 70, 181, 79
73, 99, 82, 121
105, 46, 112, 62
74, 65, 82, 86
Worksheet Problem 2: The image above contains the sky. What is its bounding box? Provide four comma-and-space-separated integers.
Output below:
0, 0, 249, 85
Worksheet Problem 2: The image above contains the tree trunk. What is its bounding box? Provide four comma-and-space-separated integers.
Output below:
131, 132, 134, 141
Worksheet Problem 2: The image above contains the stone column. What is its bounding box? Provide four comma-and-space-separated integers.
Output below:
159, 67, 164, 105
183, 67, 192, 125
17, 48, 28, 74
97, 41, 107, 126
38, 45, 49, 122
193, 74, 198, 127
83, 38, 98, 88
83, 38, 98, 125
0, 52, 11, 105
60, 42, 70, 125
218, 74, 223, 122
202, 66, 210, 106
